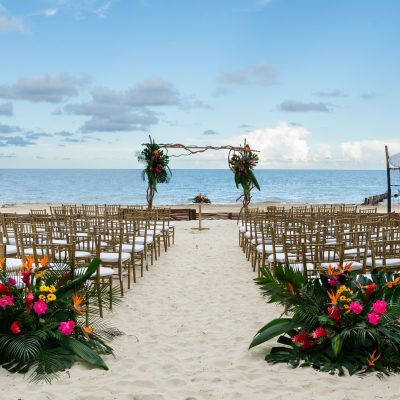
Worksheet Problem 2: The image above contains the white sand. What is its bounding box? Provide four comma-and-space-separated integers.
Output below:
0, 220, 399, 399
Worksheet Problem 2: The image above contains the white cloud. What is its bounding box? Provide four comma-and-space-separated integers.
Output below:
233, 122, 311, 166
0, 7, 27, 33
341, 140, 400, 163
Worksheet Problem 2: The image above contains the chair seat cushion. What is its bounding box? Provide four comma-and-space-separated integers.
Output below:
257, 244, 283, 254
6, 245, 17, 255
76, 266, 114, 278
5, 258, 23, 271
366, 258, 400, 268
121, 243, 144, 253
321, 261, 363, 271
135, 236, 154, 245
100, 252, 130, 263
267, 253, 297, 264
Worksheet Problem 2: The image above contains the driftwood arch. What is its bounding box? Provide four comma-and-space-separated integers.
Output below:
139, 139, 260, 210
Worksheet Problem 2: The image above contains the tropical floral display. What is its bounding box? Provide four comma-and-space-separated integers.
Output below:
250, 263, 400, 375
192, 193, 211, 204
0, 257, 122, 382
228, 143, 260, 208
138, 136, 171, 209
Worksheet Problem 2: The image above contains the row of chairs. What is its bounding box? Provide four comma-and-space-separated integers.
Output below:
238, 207, 400, 279
0, 207, 176, 316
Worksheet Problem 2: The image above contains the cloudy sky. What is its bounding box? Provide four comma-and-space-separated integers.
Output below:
0, 0, 399, 169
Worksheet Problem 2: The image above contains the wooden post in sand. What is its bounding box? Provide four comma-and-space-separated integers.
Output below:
192, 202, 209, 231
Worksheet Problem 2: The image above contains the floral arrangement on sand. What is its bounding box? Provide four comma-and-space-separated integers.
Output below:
138, 136, 171, 209
192, 193, 211, 204
228, 143, 260, 208
250, 264, 400, 375
0, 257, 122, 382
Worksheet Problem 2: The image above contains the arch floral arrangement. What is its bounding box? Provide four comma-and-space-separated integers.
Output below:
138, 136, 171, 209
192, 193, 211, 204
228, 143, 260, 209
0, 257, 122, 382
250, 264, 400, 375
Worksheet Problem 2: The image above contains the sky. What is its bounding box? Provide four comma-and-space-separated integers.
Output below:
0, 0, 399, 169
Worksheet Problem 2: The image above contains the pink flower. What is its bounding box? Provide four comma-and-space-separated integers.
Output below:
312, 327, 328, 339
10, 321, 21, 334
349, 301, 363, 314
6, 278, 16, 286
25, 292, 34, 307
368, 312, 381, 326
372, 300, 387, 315
328, 278, 340, 287
59, 320, 75, 336
33, 299, 48, 315
0, 296, 14, 310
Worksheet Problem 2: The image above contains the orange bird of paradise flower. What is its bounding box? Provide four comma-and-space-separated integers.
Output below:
367, 350, 381, 367
327, 262, 353, 276
39, 256, 49, 267
388, 276, 400, 288
21, 256, 35, 270
83, 326, 94, 334
72, 293, 85, 314
287, 282, 295, 295
327, 289, 341, 305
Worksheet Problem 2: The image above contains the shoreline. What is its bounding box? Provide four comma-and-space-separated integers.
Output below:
0, 202, 389, 214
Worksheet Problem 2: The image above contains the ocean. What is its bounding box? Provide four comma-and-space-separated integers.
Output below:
0, 169, 389, 205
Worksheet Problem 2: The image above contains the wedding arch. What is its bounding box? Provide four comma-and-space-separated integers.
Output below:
137, 136, 261, 211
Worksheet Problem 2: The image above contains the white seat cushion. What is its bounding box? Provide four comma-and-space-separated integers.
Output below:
321, 261, 363, 271
366, 258, 400, 268
135, 236, 154, 245
289, 263, 315, 272
121, 244, 144, 253
267, 253, 297, 264
344, 248, 371, 256
5, 258, 23, 271
239, 226, 247, 233
75, 250, 92, 258
256, 244, 283, 254
100, 252, 130, 263
6, 245, 17, 255
76, 266, 114, 278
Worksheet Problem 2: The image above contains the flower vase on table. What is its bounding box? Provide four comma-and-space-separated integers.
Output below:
191, 193, 211, 231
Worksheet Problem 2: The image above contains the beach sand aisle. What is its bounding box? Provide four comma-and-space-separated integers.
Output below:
1, 220, 399, 400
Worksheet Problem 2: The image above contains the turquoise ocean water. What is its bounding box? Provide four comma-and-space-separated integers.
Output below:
0, 169, 388, 205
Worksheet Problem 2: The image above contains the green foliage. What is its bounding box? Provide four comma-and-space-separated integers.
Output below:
0, 257, 123, 382
137, 135, 171, 192
229, 144, 260, 200
251, 265, 400, 375
191, 193, 211, 204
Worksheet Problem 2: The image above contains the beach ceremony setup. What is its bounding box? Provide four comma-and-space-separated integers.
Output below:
1, 0, 400, 399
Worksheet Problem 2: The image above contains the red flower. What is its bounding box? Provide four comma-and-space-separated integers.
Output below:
0, 283, 12, 297
10, 321, 21, 334
22, 269, 31, 288
328, 306, 340, 322
292, 332, 309, 344
301, 340, 316, 349
364, 283, 377, 301
312, 327, 328, 339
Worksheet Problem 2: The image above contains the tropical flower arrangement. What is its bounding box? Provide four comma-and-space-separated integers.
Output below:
138, 136, 171, 209
228, 143, 260, 208
192, 193, 211, 204
250, 263, 400, 375
0, 257, 122, 382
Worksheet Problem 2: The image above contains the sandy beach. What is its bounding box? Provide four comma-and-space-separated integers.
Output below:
0, 219, 398, 400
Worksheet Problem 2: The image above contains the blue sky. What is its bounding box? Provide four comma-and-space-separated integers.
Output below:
0, 0, 399, 169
